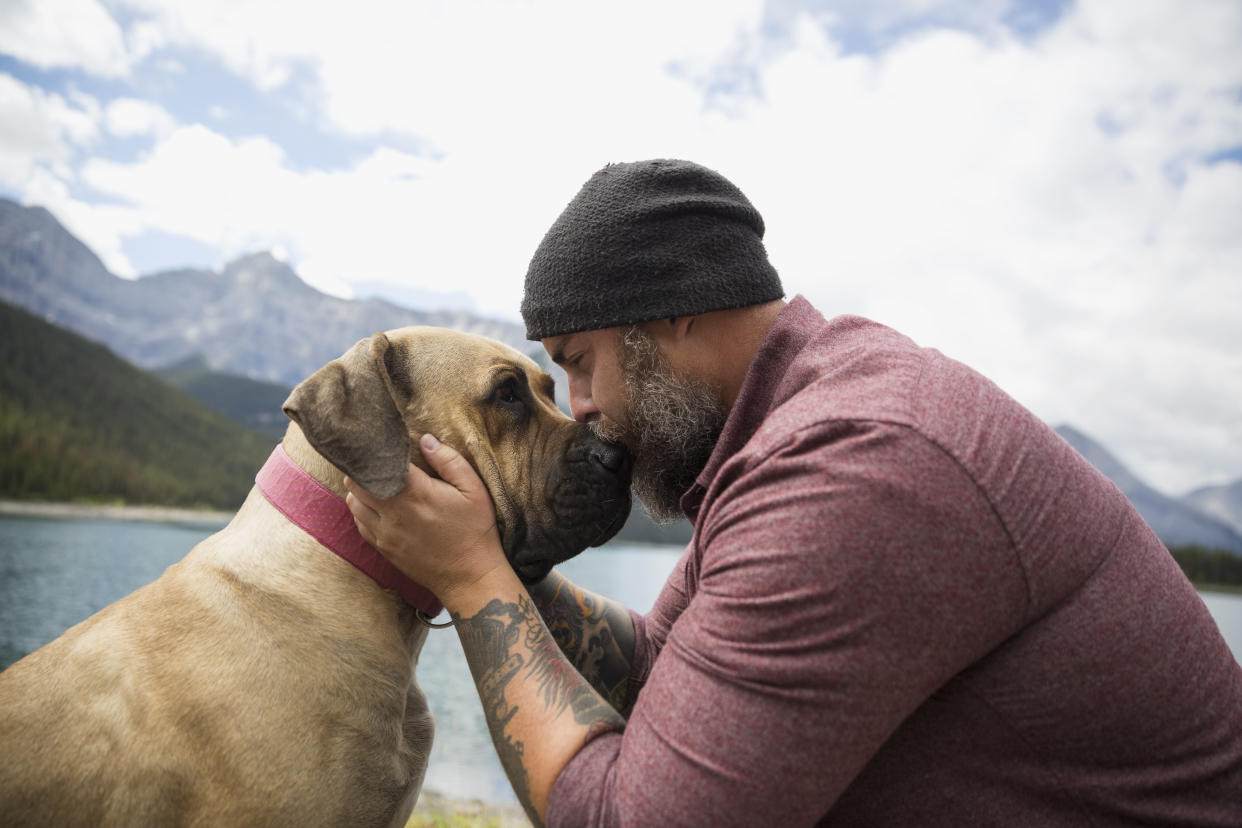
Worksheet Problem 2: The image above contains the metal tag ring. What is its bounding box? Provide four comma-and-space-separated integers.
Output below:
415, 608, 455, 629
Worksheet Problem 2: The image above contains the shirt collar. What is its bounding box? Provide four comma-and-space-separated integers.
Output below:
679, 295, 826, 519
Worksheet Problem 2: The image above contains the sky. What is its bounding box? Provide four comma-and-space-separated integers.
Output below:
1, 0, 1239, 496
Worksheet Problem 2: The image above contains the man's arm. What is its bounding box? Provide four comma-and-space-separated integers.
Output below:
344, 435, 625, 827
452, 577, 626, 826
527, 570, 636, 712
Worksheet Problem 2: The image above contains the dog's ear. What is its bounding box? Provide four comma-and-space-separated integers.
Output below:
282, 333, 412, 498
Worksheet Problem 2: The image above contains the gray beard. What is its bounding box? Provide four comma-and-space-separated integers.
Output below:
592, 326, 728, 523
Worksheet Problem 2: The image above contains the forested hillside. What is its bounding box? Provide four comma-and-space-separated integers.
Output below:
0, 301, 274, 509
0, 299, 695, 542
157, 355, 292, 439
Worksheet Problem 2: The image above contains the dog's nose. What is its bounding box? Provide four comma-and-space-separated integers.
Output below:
590, 441, 632, 476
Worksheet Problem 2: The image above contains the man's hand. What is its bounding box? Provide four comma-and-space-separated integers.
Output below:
345, 433, 625, 826
344, 433, 507, 611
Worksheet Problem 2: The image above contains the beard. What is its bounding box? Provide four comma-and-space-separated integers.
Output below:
591, 326, 728, 523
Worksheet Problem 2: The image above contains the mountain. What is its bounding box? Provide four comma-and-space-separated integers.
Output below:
0, 198, 539, 387
1182, 480, 1242, 538
157, 355, 292, 439
0, 294, 689, 542
1055, 425, 1242, 554
0, 300, 273, 509
46, 197, 1242, 552
0, 200, 689, 539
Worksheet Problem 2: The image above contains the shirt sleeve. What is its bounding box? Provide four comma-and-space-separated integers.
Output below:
547, 420, 1031, 826
620, 542, 693, 716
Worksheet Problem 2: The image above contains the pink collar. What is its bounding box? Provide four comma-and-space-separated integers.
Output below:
255, 444, 442, 617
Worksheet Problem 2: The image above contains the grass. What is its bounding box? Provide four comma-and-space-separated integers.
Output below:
405, 791, 530, 828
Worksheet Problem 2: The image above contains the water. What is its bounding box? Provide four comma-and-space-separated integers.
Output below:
2, 514, 1240, 806
0, 515, 229, 667
1201, 591, 1242, 661
0, 513, 683, 805
416, 539, 683, 803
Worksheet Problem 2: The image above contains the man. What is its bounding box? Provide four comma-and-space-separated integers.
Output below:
345, 159, 1242, 826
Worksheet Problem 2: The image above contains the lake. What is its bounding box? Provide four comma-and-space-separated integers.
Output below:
2, 513, 1240, 806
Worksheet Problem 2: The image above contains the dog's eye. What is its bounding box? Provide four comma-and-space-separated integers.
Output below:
494, 382, 520, 405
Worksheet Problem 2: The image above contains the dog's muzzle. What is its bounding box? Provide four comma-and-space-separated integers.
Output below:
507, 434, 633, 583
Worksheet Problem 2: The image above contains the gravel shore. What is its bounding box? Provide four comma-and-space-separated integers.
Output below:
0, 499, 234, 527
406, 791, 530, 827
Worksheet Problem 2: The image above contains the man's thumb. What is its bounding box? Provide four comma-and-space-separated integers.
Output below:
419, 434, 474, 491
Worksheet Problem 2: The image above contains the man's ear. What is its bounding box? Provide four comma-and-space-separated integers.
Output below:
669, 316, 694, 340
640, 315, 695, 347
282, 332, 411, 497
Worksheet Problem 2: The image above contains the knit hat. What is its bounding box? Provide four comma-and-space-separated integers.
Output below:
521, 159, 784, 340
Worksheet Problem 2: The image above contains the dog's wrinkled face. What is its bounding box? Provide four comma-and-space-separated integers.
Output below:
283, 327, 632, 582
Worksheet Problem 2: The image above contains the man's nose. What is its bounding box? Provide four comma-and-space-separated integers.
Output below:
568, 378, 598, 423
569, 392, 599, 424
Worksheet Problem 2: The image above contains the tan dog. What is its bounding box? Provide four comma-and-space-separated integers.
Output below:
0, 327, 631, 827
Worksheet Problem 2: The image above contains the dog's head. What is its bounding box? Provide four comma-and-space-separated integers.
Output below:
282, 327, 632, 582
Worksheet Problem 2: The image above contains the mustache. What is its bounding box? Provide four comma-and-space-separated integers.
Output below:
589, 416, 629, 446
590, 326, 728, 523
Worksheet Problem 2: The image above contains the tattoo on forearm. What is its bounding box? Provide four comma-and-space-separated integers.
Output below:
530, 574, 637, 712
454, 594, 625, 826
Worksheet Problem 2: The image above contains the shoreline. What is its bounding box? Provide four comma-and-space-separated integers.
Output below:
2, 499, 1238, 595
0, 499, 234, 528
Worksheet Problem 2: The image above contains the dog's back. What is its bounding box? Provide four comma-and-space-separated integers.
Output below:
0, 488, 433, 827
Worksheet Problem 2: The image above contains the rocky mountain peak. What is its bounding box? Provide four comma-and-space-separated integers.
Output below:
219, 251, 316, 301
0, 199, 531, 386
1055, 425, 1242, 553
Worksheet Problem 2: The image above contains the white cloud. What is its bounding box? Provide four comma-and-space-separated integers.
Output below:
81, 124, 298, 254
0, 0, 133, 77
113, 0, 330, 90
75, 125, 461, 298
0, 73, 100, 188
103, 97, 176, 138
4, 0, 1240, 492
698, 0, 1241, 494
19, 166, 143, 278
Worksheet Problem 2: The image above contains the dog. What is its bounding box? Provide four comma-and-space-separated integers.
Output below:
0, 327, 632, 826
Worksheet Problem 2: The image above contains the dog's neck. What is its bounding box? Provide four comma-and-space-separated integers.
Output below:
255, 426, 442, 617
281, 425, 349, 498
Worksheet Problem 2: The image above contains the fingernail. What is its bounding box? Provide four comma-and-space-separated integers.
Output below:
421, 433, 440, 452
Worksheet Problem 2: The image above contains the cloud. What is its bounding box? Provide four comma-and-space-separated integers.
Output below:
0, 73, 99, 188
80, 124, 301, 256
75, 124, 459, 297
0, 0, 133, 77
18, 165, 144, 278
113, 0, 761, 138
113, 0, 313, 90
103, 97, 176, 138
733, 1, 1242, 493
1, 0, 1240, 493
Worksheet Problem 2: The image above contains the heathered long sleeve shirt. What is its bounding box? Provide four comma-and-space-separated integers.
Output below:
547, 296, 1242, 826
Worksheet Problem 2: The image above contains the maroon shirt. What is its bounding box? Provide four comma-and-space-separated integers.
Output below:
548, 296, 1242, 826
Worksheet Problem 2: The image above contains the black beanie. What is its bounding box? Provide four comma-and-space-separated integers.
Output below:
521, 159, 784, 340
